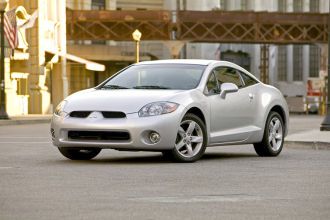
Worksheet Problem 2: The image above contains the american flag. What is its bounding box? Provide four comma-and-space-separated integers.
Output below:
4, 8, 18, 49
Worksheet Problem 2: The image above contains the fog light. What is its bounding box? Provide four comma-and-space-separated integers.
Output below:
149, 132, 160, 143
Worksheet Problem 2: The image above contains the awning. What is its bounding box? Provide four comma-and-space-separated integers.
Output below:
45, 50, 105, 72
67, 44, 152, 62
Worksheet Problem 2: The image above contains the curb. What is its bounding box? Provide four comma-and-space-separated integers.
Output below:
0, 119, 51, 126
285, 140, 330, 150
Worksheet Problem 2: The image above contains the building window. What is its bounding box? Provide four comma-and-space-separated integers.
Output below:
17, 78, 28, 95
310, 0, 319, 12
91, 0, 106, 10
277, 46, 287, 81
220, 0, 228, 10
91, 0, 106, 44
309, 45, 320, 77
241, 0, 249, 11
293, 45, 303, 81
293, 0, 303, 12
278, 0, 286, 12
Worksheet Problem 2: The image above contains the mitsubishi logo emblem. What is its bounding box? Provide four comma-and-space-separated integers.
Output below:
88, 112, 101, 119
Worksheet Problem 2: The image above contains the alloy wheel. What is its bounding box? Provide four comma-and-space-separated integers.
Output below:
175, 120, 204, 158
268, 117, 283, 151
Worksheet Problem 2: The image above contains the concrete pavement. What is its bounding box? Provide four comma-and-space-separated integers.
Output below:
1, 123, 330, 220
285, 114, 330, 150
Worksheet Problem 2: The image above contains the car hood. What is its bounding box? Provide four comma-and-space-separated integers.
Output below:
64, 89, 186, 114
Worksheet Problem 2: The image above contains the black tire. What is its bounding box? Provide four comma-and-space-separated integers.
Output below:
161, 151, 172, 160
254, 111, 284, 157
58, 147, 101, 160
164, 113, 207, 163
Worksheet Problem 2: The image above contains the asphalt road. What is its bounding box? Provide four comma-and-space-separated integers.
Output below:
0, 123, 330, 220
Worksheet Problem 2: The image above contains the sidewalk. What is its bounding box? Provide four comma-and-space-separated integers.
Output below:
0, 114, 52, 126
285, 114, 330, 150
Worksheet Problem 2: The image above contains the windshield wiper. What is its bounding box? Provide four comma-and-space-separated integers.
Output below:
102, 84, 129, 89
133, 85, 170, 89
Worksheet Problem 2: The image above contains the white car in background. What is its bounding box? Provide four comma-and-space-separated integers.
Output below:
51, 59, 289, 162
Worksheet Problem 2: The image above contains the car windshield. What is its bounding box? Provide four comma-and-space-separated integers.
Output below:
101, 64, 206, 90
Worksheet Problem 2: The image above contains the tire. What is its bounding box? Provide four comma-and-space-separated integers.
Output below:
161, 150, 172, 160
163, 113, 207, 162
58, 147, 101, 160
254, 111, 284, 157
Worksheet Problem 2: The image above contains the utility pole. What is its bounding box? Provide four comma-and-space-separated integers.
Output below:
320, 3, 330, 131
0, 3, 9, 119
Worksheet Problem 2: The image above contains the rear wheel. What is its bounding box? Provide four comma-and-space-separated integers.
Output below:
254, 111, 284, 156
163, 113, 207, 162
58, 147, 101, 160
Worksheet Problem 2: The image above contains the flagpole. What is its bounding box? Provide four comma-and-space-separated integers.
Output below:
0, 7, 9, 119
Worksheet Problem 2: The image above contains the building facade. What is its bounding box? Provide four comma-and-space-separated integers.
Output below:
3, 0, 105, 116
1, 0, 327, 116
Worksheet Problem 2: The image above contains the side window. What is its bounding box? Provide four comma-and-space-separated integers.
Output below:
214, 67, 243, 88
239, 71, 258, 87
205, 72, 219, 95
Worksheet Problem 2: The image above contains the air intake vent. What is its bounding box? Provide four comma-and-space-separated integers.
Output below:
50, 128, 55, 138
101, 111, 126, 118
68, 130, 130, 141
70, 111, 91, 118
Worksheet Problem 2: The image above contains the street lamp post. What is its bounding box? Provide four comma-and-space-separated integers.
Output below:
132, 29, 142, 63
0, 0, 9, 120
320, 4, 330, 131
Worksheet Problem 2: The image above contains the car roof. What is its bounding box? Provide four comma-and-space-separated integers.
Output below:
135, 59, 248, 69
135, 59, 215, 66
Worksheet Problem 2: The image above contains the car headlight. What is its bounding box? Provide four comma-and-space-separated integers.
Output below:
138, 102, 179, 117
54, 100, 68, 117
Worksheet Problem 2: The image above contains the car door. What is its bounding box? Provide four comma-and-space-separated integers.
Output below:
206, 66, 255, 144
237, 69, 260, 129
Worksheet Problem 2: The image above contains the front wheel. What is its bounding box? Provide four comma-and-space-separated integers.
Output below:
254, 111, 284, 157
163, 113, 207, 162
58, 147, 101, 160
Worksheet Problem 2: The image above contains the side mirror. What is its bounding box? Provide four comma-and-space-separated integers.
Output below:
220, 83, 239, 99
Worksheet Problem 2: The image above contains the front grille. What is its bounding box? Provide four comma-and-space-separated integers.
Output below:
68, 130, 130, 141
69, 111, 126, 118
70, 111, 91, 118
102, 111, 126, 118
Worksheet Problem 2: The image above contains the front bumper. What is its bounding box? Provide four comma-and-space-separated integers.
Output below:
51, 107, 184, 151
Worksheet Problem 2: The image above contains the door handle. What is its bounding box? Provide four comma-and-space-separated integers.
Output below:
248, 93, 254, 101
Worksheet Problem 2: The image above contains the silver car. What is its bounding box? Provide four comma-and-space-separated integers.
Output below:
51, 59, 289, 162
